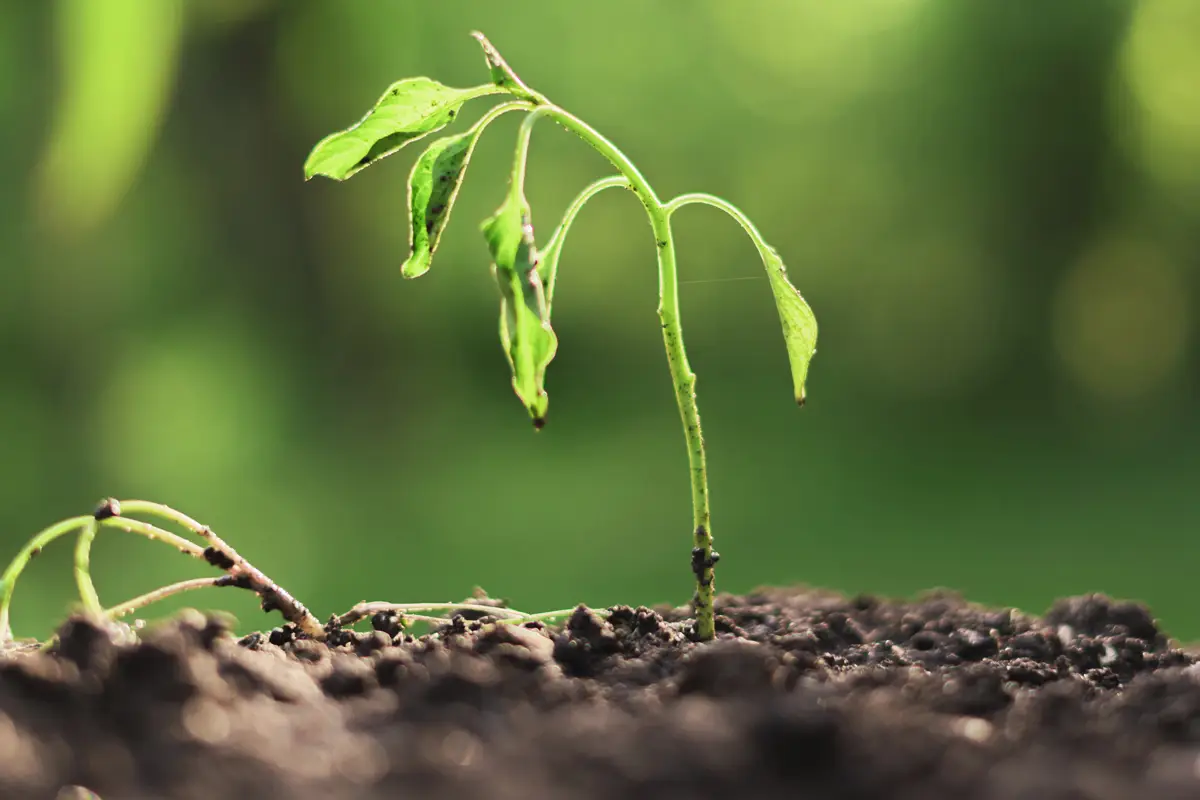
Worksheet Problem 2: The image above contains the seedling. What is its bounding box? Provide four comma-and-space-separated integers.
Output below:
0, 497, 579, 648
303, 33, 817, 640
0, 33, 815, 647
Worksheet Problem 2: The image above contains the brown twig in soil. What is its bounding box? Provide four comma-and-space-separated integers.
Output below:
113, 501, 326, 640
196, 525, 326, 640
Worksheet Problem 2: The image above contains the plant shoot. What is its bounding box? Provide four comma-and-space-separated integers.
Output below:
304, 32, 818, 640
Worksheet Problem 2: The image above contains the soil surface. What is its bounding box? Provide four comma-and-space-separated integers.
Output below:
1, 588, 1199, 799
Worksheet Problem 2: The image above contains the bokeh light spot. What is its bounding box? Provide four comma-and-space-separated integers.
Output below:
1053, 237, 1189, 402
708, 1, 921, 124
851, 237, 1008, 397
92, 315, 285, 495
1119, 0, 1200, 198
33, 0, 183, 237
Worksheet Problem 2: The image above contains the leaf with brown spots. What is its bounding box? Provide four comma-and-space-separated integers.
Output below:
303, 78, 500, 181
402, 103, 525, 279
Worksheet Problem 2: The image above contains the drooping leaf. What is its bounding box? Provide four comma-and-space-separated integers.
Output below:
401, 104, 525, 279
303, 78, 496, 181
470, 31, 534, 98
481, 191, 557, 427
402, 131, 476, 279
760, 245, 818, 404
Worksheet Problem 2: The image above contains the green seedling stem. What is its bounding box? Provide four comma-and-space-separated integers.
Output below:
4, 496, 605, 643
104, 577, 224, 621
337, 601, 530, 624
304, 32, 817, 641
1, 33, 816, 647
493, 608, 585, 625
73, 518, 103, 618
97, 517, 207, 558
117, 500, 325, 639
1, 510, 205, 643
0, 515, 91, 642
335, 601, 596, 633
0, 499, 329, 645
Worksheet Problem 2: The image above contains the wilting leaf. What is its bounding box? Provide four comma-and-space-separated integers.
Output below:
481, 191, 557, 427
303, 78, 496, 181
401, 131, 475, 279
759, 245, 818, 404
402, 104, 525, 279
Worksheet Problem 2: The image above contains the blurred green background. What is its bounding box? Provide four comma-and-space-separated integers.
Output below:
2, 1, 1198, 641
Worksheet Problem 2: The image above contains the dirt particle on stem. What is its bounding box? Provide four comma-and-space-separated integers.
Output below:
203, 547, 235, 571
92, 498, 121, 520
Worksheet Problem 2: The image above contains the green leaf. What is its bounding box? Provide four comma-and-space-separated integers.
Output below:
470, 31, 534, 98
401, 103, 527, 279
481, 191, 557, 427
760, 245, 818, 404
304, 78, 495, 181
401, 131, 477, 279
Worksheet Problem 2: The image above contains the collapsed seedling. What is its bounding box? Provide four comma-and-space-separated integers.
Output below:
304, 32, 818, 640
0, 498, 579, 649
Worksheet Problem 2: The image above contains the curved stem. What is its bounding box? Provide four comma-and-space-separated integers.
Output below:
534, 105, 662, 208
665, 192, 773, 251
510, 106, 553, 196
0, 515, 92, 642
525, 103, 716, 639
73, 519, 103, 618
112, 501, 324, 639
197, 524, 326, 640
470, 99, 534, 137
557, 175, 631, 224
541, 175, 630, 307
97, 517, 208, 559
105, 576, 224, 621
116, 499, 208, 536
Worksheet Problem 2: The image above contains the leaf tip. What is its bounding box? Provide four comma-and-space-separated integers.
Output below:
302, 157, 336, 182
401, 253, 431, 279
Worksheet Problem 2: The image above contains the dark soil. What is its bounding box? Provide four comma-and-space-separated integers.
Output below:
2, 588, 1199, 800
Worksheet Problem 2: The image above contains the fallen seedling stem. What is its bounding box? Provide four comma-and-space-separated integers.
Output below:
104, 577, 226, 621
1, 499, 325, 645
2, 499, 601, 646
